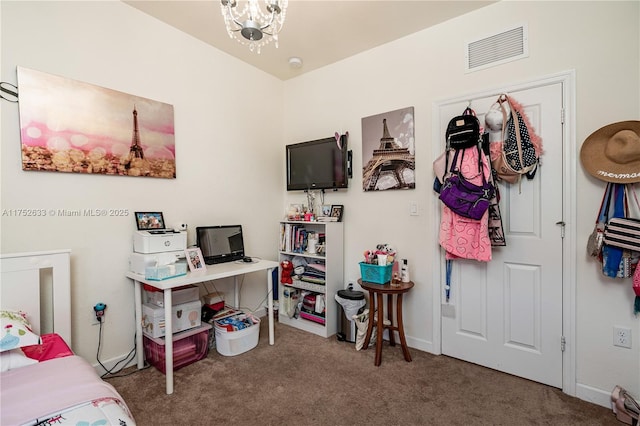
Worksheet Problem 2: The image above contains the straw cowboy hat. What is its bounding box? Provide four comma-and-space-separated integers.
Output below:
580, 120, 640, 183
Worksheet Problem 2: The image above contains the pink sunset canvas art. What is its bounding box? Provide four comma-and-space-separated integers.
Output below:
17, 67, 176, 178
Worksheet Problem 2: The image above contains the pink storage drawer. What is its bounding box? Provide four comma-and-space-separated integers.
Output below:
143, 323, 212, 374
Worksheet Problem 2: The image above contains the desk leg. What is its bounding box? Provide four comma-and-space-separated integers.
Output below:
163, 289, 174, 395
267, 267, 274, 345
375, 292, 384, 366
133, 280, 144, 369
234, 276, 240, 309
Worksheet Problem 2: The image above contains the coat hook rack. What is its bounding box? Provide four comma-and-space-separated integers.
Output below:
0, 82, 18, 102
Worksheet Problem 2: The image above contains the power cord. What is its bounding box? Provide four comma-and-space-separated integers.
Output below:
93, 304, 142, 379
203, 276, 273, 316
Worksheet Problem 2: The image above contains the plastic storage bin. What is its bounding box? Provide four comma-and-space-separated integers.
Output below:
143, 323, 212, 374
144, 284, 199, 307
214, 313, 260, 356
359, 262, 393, 284
142, 300, 202, 338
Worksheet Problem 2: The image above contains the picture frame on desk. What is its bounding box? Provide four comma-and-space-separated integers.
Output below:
135, 211, 166, 230
330, 205, 344, 222
185, 247, 206, 271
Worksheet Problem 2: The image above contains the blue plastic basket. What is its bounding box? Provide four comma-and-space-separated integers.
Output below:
359, 262, 393, 284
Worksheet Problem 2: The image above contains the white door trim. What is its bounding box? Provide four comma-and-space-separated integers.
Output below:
430, 70, 577, 396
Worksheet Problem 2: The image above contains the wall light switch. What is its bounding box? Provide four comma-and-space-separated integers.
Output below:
409, 202, 419, 216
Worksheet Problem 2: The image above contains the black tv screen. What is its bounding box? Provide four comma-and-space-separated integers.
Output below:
286, 134, 349, 191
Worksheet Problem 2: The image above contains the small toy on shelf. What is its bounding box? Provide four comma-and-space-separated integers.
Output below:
280, 260, 293, 284
363, 244, 396, 265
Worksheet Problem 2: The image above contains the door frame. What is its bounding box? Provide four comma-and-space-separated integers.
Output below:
430, 70, 577, 396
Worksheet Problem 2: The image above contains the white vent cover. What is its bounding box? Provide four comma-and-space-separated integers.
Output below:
465, 24, 528, 73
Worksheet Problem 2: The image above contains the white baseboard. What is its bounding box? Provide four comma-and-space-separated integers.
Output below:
575, 383, 614, 409
93, 353, 138, 376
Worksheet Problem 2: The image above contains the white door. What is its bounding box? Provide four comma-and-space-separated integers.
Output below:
439, 83, 564, 387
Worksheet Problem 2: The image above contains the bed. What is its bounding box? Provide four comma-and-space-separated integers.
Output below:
1, 249, 136, 425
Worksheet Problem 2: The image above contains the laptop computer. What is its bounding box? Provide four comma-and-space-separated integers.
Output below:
196, 225, 245, 265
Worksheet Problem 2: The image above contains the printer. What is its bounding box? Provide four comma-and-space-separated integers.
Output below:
130, 230, 188, 275
133, 230, 187, 254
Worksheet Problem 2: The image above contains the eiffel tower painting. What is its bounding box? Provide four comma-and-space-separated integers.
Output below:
128, 106, 145, 162
362, 107, 415, 191
123, 105, 150, 176
17, 67, 176, 178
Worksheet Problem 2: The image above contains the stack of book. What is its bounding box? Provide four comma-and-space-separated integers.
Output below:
300, 262, 325, 285
280, 223, 308, 253
280, 223, 327, 255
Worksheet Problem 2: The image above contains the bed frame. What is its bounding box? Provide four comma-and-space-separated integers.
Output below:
0, 249, 72, 345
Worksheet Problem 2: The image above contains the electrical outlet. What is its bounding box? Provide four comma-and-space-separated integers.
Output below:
613, 326, 632, 348
91, 312, 101, 326
92, 303, 107, 326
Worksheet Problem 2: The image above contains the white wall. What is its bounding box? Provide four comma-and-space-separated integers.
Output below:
1, 1, 284, 367
2, 0, 639, 407
283, 0, 639, 406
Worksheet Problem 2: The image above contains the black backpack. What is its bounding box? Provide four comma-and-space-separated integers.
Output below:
446, 110, 481, 150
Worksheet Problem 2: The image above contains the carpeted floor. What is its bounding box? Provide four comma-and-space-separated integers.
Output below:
107, 319, 620, 426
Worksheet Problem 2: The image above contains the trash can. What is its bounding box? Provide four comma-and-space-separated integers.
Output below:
335, 288, 366, 343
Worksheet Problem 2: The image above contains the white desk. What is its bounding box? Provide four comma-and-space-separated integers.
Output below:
126, 259, 279, 394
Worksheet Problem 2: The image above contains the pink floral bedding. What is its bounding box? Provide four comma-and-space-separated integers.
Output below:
1, 355, 135, 425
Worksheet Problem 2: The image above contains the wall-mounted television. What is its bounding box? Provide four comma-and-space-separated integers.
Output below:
286, 133, 350, 191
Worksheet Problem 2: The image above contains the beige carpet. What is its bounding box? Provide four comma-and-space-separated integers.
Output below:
108, 319, 619, 426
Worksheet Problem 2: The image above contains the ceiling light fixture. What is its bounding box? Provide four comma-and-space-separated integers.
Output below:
220, 0, 288, 54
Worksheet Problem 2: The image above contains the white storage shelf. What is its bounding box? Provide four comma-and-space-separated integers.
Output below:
278, 221, 344, 338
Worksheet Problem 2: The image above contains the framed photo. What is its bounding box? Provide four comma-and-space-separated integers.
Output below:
321, 204, 331, 217
135, 212, 165, 230
330, 205, 344, 222
361, 106, 415, 191
185, 247, 206, 271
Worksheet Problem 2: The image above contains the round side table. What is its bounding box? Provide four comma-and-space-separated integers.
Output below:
358, 279, 414, 366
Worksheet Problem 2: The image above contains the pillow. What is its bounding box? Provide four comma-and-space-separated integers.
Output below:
0, 348, 38, 372
1, 310, 41, 353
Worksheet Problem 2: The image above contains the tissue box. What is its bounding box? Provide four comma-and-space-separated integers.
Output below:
142, 300, 202, 338
145, 285, 200, 307
145, 262, 188, 280
129, 251, 183, 275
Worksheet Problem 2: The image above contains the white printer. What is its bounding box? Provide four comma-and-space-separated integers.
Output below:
130, 230, 188, 275
133, 230, 187, 254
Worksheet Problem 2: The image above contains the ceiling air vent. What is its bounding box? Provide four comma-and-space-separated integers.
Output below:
465, 24, 528, 73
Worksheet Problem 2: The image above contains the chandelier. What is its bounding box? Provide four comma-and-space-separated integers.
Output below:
220, 0, 288, 53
